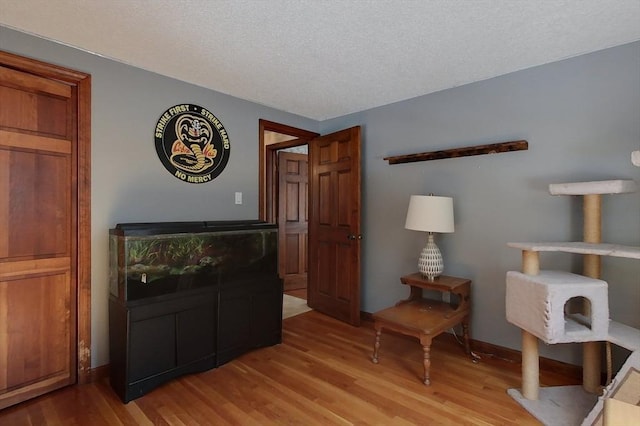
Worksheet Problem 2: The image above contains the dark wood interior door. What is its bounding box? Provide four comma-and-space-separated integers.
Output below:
307, 127, 361, 326
278, 151, 308, 291
0, 58, 84, 409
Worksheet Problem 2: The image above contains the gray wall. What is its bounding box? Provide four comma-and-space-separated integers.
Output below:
2, 25, 638, 368
0, 26, 319, 367
323, 41, 640, 365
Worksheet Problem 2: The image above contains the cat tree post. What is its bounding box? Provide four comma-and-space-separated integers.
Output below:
583, 194, 601, 277
521, 250, 540, 400
583, 193, 602, 394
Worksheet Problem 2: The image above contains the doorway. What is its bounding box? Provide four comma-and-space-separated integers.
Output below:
260, 121, 362, 326
259, 120, 318, 301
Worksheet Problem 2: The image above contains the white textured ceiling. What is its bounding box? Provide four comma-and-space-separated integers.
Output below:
1, 0, 639, 120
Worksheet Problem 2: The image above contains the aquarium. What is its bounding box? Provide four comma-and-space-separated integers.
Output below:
109, 221, 278, 301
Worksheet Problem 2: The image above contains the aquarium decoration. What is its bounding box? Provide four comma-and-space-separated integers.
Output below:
154, 104, 231, 184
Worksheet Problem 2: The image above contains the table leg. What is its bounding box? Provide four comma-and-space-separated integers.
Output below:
462, 318, 480, 364
420, 337, 432, 385
462, 317, 471, 356
372, 328, 381, 364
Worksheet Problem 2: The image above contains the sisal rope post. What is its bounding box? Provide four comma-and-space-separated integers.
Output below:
522, 330, 539, 400
582, 193, 602, 394
521, 249, 540, 400
583, 194, 602, 279
522, 250, 539, 276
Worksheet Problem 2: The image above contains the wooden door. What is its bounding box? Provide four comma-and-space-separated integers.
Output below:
0, 52, 91, 409
308, 127, 361, 326
278, 151, 308, 291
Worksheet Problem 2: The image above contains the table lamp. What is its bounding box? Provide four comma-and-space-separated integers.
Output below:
405, 194, 454, 281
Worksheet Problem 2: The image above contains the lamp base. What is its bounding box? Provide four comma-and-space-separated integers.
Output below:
418, 233, 443, 281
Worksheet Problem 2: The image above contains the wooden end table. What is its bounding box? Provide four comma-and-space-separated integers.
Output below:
371, 273, 475, 385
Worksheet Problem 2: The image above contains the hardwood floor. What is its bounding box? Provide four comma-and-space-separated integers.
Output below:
0, 311, 579, 425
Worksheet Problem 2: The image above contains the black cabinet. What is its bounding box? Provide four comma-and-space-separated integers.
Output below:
109, 288, 217, 403
108, 221, 282, 403
217, 277, 283, 366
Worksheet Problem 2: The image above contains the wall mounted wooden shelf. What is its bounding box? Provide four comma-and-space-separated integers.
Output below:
384, 140, 528, 164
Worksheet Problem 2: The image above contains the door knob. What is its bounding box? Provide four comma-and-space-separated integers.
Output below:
347, 234, 363, 240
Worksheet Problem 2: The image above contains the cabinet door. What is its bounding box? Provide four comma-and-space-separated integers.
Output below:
217, 289, 252, 365
217, 277, 283, 365
177, 304, 216, 365
129, 315, 176, 382
251, 282, 283, 346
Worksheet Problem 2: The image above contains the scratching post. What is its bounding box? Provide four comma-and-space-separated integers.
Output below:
583, 193, 602, 394
522, 250, 539, 275
583, 194, 601, 279
521, 249, 540, 400
522, 330, 539, 400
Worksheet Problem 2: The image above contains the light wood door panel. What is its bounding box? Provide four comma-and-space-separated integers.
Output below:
1, 148, 70, 259
0, 55, 86, 409
1, 271, 72, 389
308, 127, 361, 326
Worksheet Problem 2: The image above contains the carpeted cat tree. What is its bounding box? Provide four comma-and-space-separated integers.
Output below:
505, 151, 640, 425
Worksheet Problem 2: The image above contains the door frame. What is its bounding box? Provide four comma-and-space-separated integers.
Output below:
0, 50, 92, 384
258, 119, 318, 223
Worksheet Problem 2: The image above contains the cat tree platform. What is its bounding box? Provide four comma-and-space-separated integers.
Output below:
507, 242, 640, 259
548, 179, 637, 195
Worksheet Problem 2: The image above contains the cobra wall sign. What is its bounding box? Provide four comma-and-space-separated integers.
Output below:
154, 104, 230, 183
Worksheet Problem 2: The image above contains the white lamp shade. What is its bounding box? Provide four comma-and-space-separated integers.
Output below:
405, 195, 454, 233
